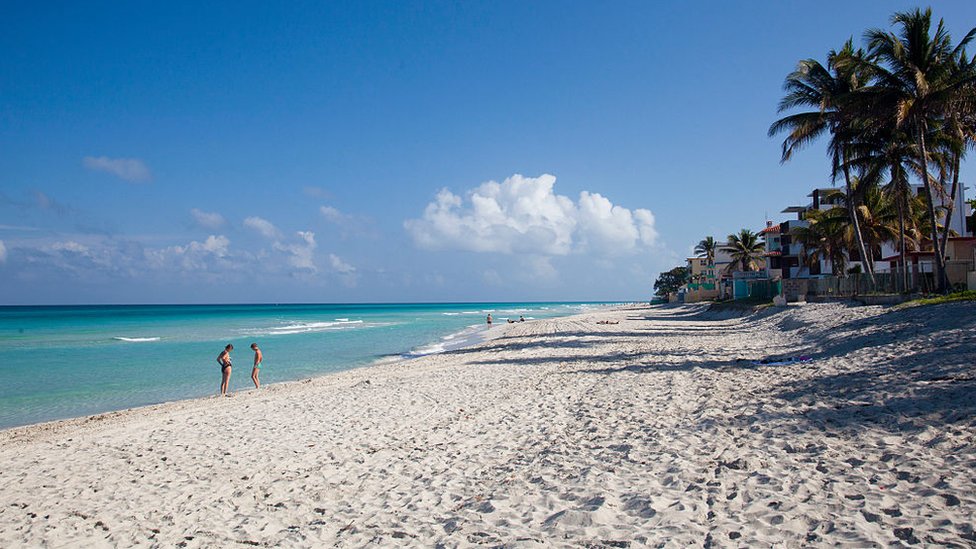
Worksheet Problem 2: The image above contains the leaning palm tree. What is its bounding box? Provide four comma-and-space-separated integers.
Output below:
720, 229, 765, 273
849, 183, 900, 274
769, 39, 876, 283
694, 236, 718, 264
864, 7, 976, 292
843, 116, 932, 291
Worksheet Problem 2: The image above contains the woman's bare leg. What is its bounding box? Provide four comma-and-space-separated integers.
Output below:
221, 367, 231, 395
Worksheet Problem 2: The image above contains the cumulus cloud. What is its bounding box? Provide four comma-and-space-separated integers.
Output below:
191, 208, 225, 230
188, 235, 230, 257
244, 216, 282, 240
146, 235, 230, 271
274, 231, 317, 271
328, 253, 355, 274
0, 240, 6, 263
405, 174, 657, 256
83, 156, 152, 182
577, 192, 657, 253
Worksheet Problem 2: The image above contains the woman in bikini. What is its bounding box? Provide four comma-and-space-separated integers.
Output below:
217, 344, 233, 396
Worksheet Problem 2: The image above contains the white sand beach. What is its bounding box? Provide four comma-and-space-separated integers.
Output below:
1, 301, 975, 547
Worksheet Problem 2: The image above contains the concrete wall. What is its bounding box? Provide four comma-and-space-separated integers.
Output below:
782, 278, 808, 302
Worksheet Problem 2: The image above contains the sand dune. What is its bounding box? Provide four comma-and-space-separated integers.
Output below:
1, 301, 974, 547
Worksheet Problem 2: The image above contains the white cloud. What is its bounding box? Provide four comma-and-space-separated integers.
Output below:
244, 216, 282, 240
83, 156, 151, 182
273, 231, 317, 271
405, 174, 576, 255
0, 240, 6, 263
577, 192, 658, 253
320, 206, 347, 224
405, 174, 657, 257
328, 253, 355, 274
191, 208, 225, 229
49, 241, 90, 254
146, 235, 230, 271
188, 235, 230, 257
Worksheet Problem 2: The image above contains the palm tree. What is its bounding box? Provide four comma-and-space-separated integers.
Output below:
848, 183, 900, 273
864, 8, 976, 292
769, 39, 876, 283
720, 229, 765, 273
792, 208, 850, 276
936, 58, 976, 259
845, 121, 921, 290
694, 236, 718, 264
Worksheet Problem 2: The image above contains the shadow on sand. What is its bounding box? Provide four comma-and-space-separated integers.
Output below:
464, 301, 976, 434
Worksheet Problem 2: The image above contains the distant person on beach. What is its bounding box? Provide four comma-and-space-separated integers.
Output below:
486, 313, 492, 326
217, 344, 233, 396
250, 343, 263, 389
519, 315, 525, 322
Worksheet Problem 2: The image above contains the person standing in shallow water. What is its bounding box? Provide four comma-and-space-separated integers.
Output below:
486, 313, 492, 326
250, 343, 263, 389
217, 344, 233, 396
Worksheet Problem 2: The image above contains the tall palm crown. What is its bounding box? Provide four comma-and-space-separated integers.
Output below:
769, 39, 877, 278
862, 8, 976, 291
720, 230, 765, 273
694, 236, 718, 264
768, 40, 867, 162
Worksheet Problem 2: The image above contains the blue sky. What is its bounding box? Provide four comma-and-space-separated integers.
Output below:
1, 1, 973, 304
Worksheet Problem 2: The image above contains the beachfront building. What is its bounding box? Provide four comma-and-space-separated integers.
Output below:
758, 187, 861, 285
681, 249, 733, 303
873, 182, 973, 274
937, 182, 972, 238
761, 220, 789, 279
766, 183, 975, 296
880, 237, 976, 289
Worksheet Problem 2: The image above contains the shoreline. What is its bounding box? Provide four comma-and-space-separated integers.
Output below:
1, 302, 623, 432
2, 301, 974, 546
0, 310, 530, 438
1, 304, 633, 437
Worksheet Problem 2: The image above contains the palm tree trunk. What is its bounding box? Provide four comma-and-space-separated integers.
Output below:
915, 124, 949, 293
898, 196, 908, 292
938, 152, 960, 270
841, 148, 875, 287
891, 163, 910, 292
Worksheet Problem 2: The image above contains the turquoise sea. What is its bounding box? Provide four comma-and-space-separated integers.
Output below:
0, 302, 614, 430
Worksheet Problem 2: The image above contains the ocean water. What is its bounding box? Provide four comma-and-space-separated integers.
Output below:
0, 302, 614, 430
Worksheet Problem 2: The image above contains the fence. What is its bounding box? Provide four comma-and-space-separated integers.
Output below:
805, 271, 943, 297
735, 278, 781, 300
